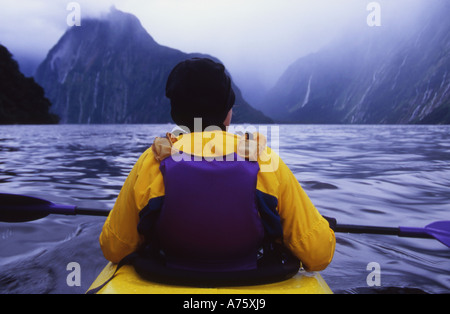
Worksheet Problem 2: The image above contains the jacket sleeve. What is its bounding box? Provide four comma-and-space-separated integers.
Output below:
276, 158, 336, 272
99, 148, 161, 264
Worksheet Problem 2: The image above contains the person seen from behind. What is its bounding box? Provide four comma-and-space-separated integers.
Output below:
99, 58, 336, 286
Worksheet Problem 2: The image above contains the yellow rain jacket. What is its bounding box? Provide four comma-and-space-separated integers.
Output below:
100, 131, 335, 272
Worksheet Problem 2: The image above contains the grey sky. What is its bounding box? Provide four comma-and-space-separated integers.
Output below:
0, 0, 428, 90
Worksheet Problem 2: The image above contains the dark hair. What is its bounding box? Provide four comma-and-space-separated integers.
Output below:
166, 58, 235, 132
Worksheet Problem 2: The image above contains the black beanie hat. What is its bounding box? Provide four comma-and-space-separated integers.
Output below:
166, 58, 236, 131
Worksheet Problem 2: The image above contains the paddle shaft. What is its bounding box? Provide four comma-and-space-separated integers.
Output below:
6, 205, 434, 239
0, 193, 110, 222
3, 204, 109, 217
0, 194, 446, 247
335, 224, 434, 239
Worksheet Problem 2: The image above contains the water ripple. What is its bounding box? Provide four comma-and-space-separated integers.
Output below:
0, 124, 449, 294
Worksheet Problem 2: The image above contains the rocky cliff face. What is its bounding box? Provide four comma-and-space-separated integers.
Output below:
0, 45, 58, 124
261, 1, 450, 124
35, 8, 272, 125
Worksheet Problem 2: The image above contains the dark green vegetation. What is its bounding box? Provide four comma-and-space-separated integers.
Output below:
0, 45, 58, 125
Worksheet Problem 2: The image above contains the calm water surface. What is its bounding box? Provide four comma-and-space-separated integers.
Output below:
0, 124, 449, 294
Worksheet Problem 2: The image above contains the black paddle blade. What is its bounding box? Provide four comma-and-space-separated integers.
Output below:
0, 194, 52, 223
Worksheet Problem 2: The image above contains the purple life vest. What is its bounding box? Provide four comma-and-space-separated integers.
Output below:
155, 153, 265, 272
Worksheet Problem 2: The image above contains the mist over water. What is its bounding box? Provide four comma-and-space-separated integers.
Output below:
0, 124, 449, 294
0, 0, 433, 95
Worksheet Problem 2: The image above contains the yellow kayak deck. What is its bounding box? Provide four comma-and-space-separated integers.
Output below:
88, 262, 333, 294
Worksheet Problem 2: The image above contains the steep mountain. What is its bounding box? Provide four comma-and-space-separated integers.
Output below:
0, 45, 59, 124
261, 1, 450, 124
35, 8, 272, 125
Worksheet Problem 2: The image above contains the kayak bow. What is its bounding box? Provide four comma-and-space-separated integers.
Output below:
88, 262, 333, 294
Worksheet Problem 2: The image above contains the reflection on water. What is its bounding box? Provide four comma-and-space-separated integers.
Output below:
0, 124, 449, 294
